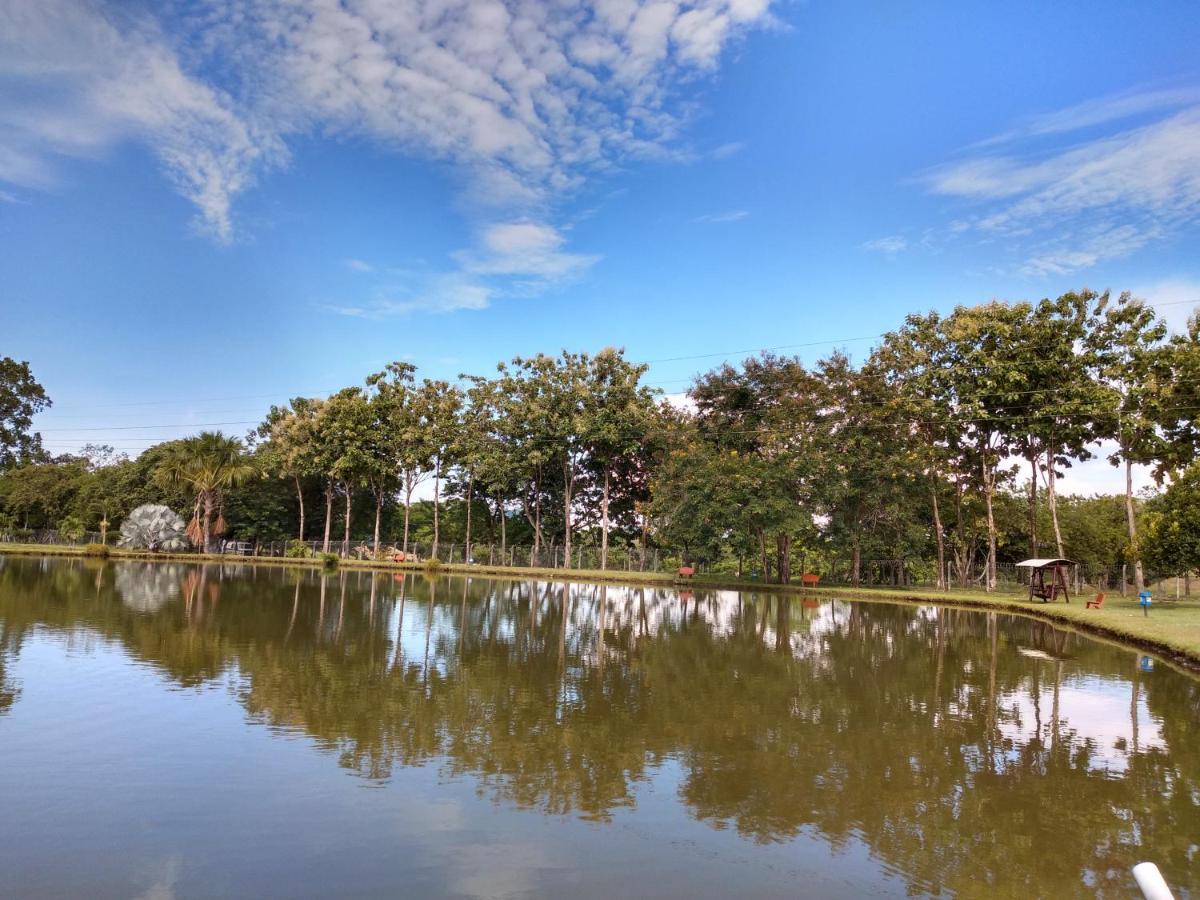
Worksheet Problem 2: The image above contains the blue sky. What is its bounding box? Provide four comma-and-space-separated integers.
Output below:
1, 0, 1199, 492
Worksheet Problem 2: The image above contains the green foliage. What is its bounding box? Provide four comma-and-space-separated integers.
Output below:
0, 357, 51, 470
82, 542, 110, 558
319, 552, 340, 569
4, 289, 1197, 584
286, 539, 313, 558
57, 514, 86, 543
1141, 463, 1200, 575
422, 557, 443, 574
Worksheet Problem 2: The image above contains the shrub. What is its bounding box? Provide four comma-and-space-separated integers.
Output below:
58, 515, 87, 544
119, 504, 190, 552
422, 557, 443, 574
319, 552, 340, 569
82, 543, 110, 558
285, 539, 312, 559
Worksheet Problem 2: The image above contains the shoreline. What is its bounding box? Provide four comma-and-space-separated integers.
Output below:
3, 542, 1198, 672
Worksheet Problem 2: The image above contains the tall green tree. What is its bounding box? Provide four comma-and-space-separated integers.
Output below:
152, 432, 257, 552
414, 378, 463, 558
1087, 291, 1170, 591
581, 348, 659, 569
0, 358, 50, 471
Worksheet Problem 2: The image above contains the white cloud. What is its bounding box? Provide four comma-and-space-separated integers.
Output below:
862, 234, 907, 255
920, 88, 1200, 275
693, 209, 749, 223
461, 220, 598, 281
711, 140, 745, 159
324, 272, 494, 318
3, 0, 772, 304
0, 0, 284, 242
343, 258, 375, 273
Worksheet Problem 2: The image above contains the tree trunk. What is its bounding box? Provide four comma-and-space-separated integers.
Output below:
342, 482, 352, 556
403, 479, 413, 553
776, 533, 791, 585
372, 489, 383, 558
295, 476, 306, 541
1028, 453, 1038, 558
982, 454, 997, 592
757, 527, 770, 582
562, 459, 573, 567
432, 456, 441, 559
851, 533, 861, 587
1124, 456, 1145, 592
202, 490, 215, 553
534, 480, 542, 554
464, 472, 474, 563
600, 467, 610, 570
500, 501, 507, 555
322, 481, 334, 553
1045, 449, 1064, 558
930, 474, 946, 591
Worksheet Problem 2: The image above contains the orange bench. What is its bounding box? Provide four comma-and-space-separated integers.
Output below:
1086, 592, 1106, 610
677, 566, 694, 579
801, 573, 820, 587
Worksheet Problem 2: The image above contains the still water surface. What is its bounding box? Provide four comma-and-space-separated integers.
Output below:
1, 555, 1198, 898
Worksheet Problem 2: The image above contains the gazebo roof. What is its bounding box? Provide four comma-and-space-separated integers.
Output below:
1015, 558, 1074, 568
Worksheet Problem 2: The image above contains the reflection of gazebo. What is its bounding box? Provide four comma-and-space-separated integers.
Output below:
1016, 558, 1074, 604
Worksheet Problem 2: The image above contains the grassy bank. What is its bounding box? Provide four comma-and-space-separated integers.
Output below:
3, 542, 1198, 670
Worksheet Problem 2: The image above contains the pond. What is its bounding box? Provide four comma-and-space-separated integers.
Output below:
0, 555, 1197, 898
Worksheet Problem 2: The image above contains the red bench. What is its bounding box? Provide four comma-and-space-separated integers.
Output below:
1086, 593, 1106, 609
801, 573, 820, 587
677, 566, 694, 579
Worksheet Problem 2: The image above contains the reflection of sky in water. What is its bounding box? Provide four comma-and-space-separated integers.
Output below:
4, 561, 1197, 897
997, 674, 1166, 774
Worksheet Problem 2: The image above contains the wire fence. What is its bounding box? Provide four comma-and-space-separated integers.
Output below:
1, 528, 1194, 598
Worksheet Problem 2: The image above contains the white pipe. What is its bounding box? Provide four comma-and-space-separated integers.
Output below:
1132, 862, 1175, 900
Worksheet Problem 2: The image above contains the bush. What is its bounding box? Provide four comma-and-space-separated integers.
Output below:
82, 543, 110, 558
422, 557, 443, 574
285, 539, 312, 559
58, 515, 87, 544
319, 552, 340, 569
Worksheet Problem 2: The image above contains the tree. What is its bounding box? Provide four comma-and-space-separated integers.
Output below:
938, 302, 1028, 591
311, 389, 377, 555
152, 432, 257, 552
368, 363, 431, 553
1141, 462, 1200, 576
1016, 291, 1106, 560
873, 312, 957, 589
57, 514, 86, 543
413, 378, 463, 559
259, 398, 323, 541
0, 358, 50, 470
581, 348, 659, 569
1087, 291, 1170, 592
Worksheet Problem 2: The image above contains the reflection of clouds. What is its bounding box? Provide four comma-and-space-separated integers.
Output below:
447, 841, 554, 899
115, 564, 183, 613
998, 673, 1165, 774
134, 856, 181, 900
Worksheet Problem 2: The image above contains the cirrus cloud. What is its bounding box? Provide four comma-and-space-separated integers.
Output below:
917, 87, 1200, 276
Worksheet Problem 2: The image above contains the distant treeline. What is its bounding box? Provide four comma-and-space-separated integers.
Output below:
2, 289, 1198, 588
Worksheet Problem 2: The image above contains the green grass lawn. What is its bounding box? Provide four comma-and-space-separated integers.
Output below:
3, 541, 1197, 669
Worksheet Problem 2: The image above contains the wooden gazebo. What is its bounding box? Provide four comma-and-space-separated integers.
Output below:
1016, 558, 1074, 604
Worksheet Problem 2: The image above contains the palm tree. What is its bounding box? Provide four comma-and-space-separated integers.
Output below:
153, 432, 257, 553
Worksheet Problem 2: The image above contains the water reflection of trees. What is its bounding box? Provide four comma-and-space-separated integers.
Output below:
1, 556, 1198, 896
